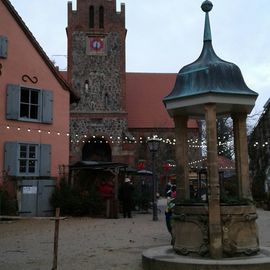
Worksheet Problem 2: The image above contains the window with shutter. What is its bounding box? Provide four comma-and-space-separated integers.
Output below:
0, 36, 8, 58
6, 85, 53, 123
4, 142, 51, 177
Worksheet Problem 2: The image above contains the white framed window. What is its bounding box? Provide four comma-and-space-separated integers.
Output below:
20, 88, 40, 120
19, 143, 39, 175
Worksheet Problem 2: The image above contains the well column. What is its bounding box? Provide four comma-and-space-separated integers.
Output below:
232, 113, 252, 199
174, 116, 189, 200
205, 103, 222, 258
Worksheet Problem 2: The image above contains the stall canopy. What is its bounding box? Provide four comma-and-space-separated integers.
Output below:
70, 161, 128, 171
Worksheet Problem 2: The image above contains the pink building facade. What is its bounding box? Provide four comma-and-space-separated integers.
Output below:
0, 0, 75, 201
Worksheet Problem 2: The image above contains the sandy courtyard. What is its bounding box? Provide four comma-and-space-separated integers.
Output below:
1, 204, 270, 270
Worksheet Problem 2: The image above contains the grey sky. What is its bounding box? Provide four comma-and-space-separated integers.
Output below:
9, 0, 270, 121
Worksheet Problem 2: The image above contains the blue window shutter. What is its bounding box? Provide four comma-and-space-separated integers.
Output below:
4, 142, 18, 176
0, 36, 8, 58
6, 84, 20, 120
40, 144, 51, 176
42, 90, 53, 123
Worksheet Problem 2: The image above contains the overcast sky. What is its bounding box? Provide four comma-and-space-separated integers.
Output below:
9, 0, 270, 122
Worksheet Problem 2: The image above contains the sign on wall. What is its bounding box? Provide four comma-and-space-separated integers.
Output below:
86, 36, 107, 55
23, 186, 37, 194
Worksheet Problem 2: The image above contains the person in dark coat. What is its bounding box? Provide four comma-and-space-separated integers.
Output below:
118, 177, 134, 218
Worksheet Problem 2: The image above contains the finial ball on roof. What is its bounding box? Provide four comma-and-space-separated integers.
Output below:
201, 0, 213, 13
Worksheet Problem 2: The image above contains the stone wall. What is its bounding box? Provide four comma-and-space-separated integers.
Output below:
70, 32, 124, 112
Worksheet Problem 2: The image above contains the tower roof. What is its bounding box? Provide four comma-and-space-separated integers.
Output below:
163, 0, 258, 117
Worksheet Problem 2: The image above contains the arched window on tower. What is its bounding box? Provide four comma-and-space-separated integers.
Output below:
99, 6, 104, 29
91, 101, 95, 111
89, 6, 94, 29
85, 80, 89, 91
104, 93, 109, 109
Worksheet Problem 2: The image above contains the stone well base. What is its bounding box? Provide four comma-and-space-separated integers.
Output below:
142, 246, 270, 270
172, 204, 259, 257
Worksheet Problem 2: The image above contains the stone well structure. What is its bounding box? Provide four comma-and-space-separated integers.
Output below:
143, 1, 270, 269
163, 0, 259, 258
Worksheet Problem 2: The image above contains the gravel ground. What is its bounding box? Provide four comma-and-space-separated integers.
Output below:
1, 200, 270, 270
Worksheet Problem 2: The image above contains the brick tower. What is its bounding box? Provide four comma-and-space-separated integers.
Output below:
67, 0, 132, 164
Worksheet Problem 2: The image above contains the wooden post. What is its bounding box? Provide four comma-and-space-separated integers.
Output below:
52, 207, 60, 270
113, 170, 119, 218
106, 199, 110, 218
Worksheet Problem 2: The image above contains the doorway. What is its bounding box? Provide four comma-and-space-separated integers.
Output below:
82, 137, 112, 161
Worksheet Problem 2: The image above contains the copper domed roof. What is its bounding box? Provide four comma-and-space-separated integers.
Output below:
163, 0, 258, 117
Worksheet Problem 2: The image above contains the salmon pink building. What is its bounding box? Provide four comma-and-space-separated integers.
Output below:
0, 0, 77, 215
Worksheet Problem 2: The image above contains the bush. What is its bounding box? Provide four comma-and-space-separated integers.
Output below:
0, 187, 17, 215
51, 179, 104, 216
252, 171, 266, 202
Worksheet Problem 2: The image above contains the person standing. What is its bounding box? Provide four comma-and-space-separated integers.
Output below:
165, 185, 176, 240
99, 179, 114, 218
118, 177, 134, 218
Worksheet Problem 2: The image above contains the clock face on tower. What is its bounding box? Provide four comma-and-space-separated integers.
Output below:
87, 36, 106, 55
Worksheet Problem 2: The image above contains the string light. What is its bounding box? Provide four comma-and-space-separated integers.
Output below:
3, 124, 70, 137
2, 123, 267, 149
2, 125, 264, 160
